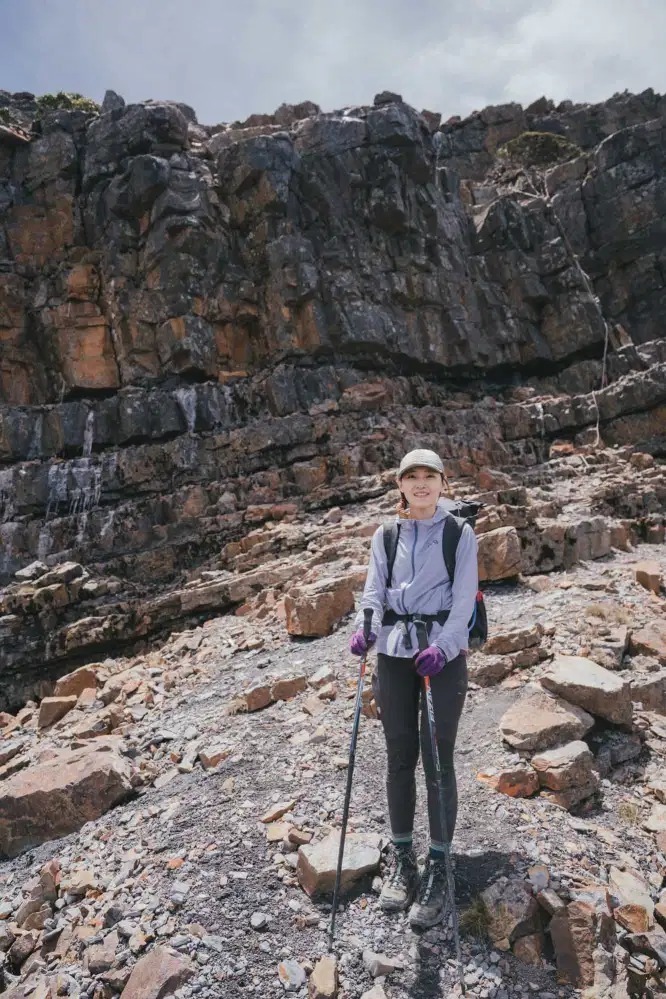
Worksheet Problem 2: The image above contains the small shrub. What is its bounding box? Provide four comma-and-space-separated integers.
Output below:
618, 801, 641, 826
585, 603, 609, 620
498, 131, 581, 170
584, 603, 630, 625
0, 108, 20, 127
459, 895, 490, 939
225, 697, 248, 716
36, 92, 99, 115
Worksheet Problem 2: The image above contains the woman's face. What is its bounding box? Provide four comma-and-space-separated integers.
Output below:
397, 466, 443, 510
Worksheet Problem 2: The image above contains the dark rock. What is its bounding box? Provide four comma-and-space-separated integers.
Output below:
102, 90, 126, 113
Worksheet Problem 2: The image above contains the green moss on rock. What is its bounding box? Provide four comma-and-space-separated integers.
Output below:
498, 131, 581, 169
36, 92, 100, 115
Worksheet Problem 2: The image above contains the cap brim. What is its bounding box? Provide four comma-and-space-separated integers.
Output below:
398, 462, 443, 477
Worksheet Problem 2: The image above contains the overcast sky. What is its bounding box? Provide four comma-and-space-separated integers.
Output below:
2, 0, 665, 125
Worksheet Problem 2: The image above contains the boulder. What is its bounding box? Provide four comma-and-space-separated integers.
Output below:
53, 665, 100, 698
37, 695, 78, 730
630, 670, 666, 714
631, 623, 666, 665
477, 763, 539, 797
297, 832, 380, 896
484, 623, 543, 656
540, 655, 632, 726
121, 945, 194, 999
481, 877, 540, 947
644, 803, 666, 834
539, 775, 600, 810
0, 745, 133, 858
549, 897, 608, 988
477, 527, 521, 581
625, 928, 666, 967
609, 867, 654, 928
271, 674, 307, 701
499, 687, 594, 752
614, 903, 652, 933
242, 682, 274, 712
531, 740, 596, 790
284, 579, 355, 636
512, 932, 544, 966
635, 560, 663, 594
468, 655, 515, 687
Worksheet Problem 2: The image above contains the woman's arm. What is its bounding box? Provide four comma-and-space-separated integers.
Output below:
434, 522, 478, 661
353, 526, 388, 630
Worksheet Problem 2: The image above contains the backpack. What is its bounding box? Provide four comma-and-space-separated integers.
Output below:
382, 498, 488, 649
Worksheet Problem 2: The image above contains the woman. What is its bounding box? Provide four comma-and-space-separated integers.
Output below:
349, 448, 478, 929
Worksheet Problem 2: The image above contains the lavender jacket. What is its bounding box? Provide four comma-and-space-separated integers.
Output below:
354, 501, 479, 660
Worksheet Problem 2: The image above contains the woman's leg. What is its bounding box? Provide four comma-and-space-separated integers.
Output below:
418, 654, 468, 852
376, 653, 421, 843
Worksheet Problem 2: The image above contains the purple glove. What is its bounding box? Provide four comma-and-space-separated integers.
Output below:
349, 630, 377, 656
414, 645, 446, 677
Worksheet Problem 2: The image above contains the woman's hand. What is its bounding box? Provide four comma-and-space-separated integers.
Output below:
349, 630, 377, 656
414, 645, 446, 677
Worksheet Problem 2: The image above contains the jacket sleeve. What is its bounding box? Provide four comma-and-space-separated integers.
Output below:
434, 522, 478, 661
353, 526, 388, 633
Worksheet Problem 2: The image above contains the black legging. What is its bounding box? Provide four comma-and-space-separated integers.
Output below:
375, 653, 468, 847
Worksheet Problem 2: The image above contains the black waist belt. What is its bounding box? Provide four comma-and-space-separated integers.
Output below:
382, 610, 450, 649
382, 610, 450, 626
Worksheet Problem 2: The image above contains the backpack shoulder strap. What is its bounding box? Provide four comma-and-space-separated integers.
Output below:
382, 522, 401, 588
442, 515, 465, 583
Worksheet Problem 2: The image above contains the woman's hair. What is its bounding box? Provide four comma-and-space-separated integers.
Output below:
394, 471, 449, 517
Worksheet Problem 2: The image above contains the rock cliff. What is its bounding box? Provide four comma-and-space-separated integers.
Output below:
1, 86, 665, 704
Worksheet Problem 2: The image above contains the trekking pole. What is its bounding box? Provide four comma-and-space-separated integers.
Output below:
328, 608, 373, 949
414, 619, 466, 996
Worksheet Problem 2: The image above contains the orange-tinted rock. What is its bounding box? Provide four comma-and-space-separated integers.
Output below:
478, 527, 521, 582
54, 665, 100, 699
5, 195, 74, 269
37, 695, 78, 730
0, 746, 132, 857
198, 745, 231, 770
615, 903, 652, 933
549, 900, 598, 987
242, 682, 273, 712
635, 560, 663, 595
499, 688, 594, 752
531, 740, 596, 791
56, 318, 120, 391
631, 623, 666, 665
121, 945, 194, 999
271, 675, 307, 701
477, 764, 539, 798
512, 931, 544, 966
284, 579, 355, 637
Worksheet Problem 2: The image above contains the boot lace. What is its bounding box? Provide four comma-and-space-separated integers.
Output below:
387, 850, 414, 890
417, 858, 446, 906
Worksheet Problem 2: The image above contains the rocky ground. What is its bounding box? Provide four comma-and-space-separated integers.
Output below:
1, 454, 666, 998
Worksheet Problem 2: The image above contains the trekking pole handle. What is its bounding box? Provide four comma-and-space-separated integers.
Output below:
414, 619, 429, 653
362, 608, 373, 641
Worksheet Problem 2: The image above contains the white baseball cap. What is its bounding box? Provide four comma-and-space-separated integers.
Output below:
398, 448, 445, 478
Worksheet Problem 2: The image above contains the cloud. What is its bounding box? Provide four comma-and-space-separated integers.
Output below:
2, 0, 665, 124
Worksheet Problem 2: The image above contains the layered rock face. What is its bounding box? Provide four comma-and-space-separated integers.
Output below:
1, 87, 665, 702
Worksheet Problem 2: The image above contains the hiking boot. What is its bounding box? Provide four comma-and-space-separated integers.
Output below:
379, 847, 418, 912
409, 855, 449, 929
